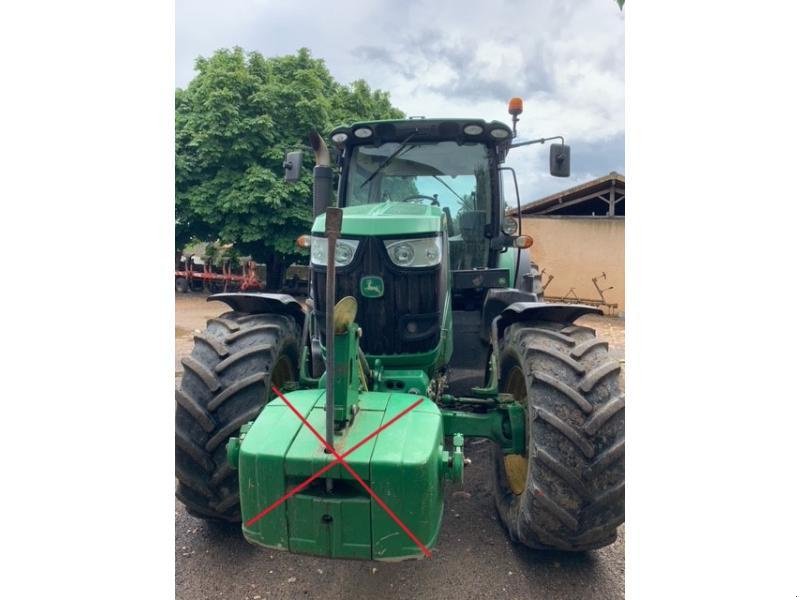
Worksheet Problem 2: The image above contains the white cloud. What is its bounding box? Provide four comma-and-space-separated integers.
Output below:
176, 0, 624, 198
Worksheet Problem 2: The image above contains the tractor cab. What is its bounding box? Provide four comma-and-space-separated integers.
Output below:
333, 119, 514, 273
340, 123, 504, 272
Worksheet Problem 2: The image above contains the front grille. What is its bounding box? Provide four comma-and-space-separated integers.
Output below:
312, 236, 442, 355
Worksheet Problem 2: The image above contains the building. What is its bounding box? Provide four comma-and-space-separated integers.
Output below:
510, 172, 625, 315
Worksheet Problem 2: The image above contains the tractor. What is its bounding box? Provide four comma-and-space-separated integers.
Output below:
175, 98, 624, 559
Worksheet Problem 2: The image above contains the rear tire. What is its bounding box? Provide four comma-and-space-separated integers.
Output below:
176, 277, 189, 293
175, 311, 300, 521
492, 321, 624, 550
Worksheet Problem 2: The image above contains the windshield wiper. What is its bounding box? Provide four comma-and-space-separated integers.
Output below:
433, 175, 463, 203
359, 131, 418, 189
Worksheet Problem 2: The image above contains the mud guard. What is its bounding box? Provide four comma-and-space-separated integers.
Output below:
494, 301, 602, 342
482, 289, 603, 342
477, 295, 602, 397
208, 293, 307, 331
482, 289, 535, 342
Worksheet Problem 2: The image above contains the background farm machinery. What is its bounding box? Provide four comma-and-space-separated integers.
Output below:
176, 242, 266, 293
540, 269, 620, 316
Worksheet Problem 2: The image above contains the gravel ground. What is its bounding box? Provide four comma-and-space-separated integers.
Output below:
175, 294, 625, 600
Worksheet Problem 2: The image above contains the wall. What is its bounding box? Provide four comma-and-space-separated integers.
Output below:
521, 217, 625, 314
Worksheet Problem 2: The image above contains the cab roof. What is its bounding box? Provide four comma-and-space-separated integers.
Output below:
330, 118, 513, 150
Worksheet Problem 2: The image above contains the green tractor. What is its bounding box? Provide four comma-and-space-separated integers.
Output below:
175, 98, 624, 559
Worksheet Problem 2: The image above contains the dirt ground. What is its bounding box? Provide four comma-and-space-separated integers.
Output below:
175, 293, 625, 600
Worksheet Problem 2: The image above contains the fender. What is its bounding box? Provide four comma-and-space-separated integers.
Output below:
494, 300, 602, 343
208, 293, 307, 332
481, 288, 602, 343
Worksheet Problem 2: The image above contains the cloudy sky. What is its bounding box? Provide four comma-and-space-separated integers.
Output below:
176, 0, 624, 200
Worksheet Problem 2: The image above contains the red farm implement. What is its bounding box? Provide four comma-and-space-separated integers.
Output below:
175, 255, 264, 293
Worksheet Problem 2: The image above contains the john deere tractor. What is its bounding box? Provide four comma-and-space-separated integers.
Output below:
175, 98, 624, 559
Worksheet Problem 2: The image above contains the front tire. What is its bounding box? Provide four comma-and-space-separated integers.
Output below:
175, 311, 300, 521
493, 321, 624, 550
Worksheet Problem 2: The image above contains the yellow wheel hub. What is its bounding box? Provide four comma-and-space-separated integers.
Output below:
503, 454, 529, 495
502, 365, 529, 495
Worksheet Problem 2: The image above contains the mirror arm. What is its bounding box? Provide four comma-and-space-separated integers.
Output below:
510, 135, 564, 149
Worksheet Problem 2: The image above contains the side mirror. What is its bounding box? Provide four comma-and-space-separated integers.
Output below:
549, 143, 571, 178
283, 150, 303, 183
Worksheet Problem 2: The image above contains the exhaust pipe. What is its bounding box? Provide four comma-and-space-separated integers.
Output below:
310, 131, 332, 218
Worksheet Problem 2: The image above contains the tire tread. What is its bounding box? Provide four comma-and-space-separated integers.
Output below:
175, 312, 299, 521
493, 320, 624, 551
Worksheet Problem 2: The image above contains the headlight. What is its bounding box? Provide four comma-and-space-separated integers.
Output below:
390, 242, 415, 266
502, 217, 519, 235
384, 237, 442, 268
334, 242, 354, 264
310, 237, 359, 267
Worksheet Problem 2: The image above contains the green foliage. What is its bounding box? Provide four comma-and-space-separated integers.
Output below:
175, 47, 404, 275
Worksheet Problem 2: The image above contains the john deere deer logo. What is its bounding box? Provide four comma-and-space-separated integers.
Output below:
360, 276, 384, 298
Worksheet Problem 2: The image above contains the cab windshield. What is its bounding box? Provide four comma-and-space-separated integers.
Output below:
345, 141, 492, 269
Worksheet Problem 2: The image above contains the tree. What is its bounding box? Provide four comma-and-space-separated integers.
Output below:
175, 47, 404, 286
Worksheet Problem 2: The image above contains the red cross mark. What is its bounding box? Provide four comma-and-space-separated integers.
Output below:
243, 386, 432, 558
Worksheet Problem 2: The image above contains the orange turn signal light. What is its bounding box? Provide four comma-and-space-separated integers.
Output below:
513, 235, 533, 249
296, 234, 312, 249
508, 97, 524, 116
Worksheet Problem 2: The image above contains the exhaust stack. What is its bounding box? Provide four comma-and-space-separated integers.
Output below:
310, 131, 332, 218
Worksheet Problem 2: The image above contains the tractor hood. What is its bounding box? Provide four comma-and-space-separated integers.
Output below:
311, 202, 443, 237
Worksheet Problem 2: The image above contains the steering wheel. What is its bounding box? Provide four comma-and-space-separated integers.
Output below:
400, 194, 440, 206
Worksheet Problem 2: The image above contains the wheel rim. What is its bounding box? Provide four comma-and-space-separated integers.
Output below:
502, 365, 529, 495
269, 355, 294, 399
